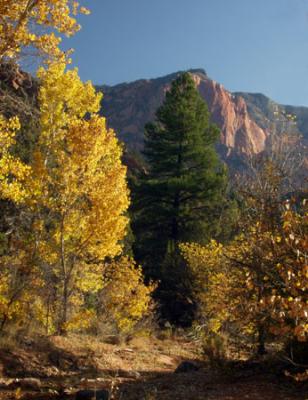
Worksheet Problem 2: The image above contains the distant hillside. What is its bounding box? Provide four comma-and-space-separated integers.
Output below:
1, 63, 306, 174
97, 69, 308, 172
235, 91, 308, 142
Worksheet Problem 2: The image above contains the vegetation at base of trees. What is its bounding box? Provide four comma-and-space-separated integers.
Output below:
98, 257, 156, 334
181, 142, 307, 374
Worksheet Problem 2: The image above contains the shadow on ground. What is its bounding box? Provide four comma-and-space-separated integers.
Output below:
0, 337, 306, 400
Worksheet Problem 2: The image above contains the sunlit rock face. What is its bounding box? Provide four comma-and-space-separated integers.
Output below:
97, 69, 307, 169
193, 74, 267, 155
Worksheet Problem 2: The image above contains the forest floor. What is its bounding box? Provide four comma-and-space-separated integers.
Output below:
0, 333, 306, 400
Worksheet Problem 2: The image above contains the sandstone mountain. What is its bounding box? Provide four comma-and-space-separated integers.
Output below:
97, 69, 308, 169
1, 63, 307, 172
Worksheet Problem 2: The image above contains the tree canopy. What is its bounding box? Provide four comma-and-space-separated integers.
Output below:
132, 72, 229, 323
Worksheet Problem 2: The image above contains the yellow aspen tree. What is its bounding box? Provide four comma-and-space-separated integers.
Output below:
100, 257, 156, 334
0, 115, 31, 202
180, 240, 250, 336
29, 62, 129, 333
264, 201, 308, 343
0, 115, 39, 333
0, 1, 93, 334
182, 204, 307, 357
0, 0, 90, 63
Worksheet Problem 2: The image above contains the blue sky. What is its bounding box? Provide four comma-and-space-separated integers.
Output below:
62, 0, 308, 106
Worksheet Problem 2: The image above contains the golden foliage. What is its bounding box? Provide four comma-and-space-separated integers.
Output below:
27, 62, 130, 332
100, 257, 156, 333
0, 2, 139, 337
263, 202, 308, 342
0, 249, 46, 329
0, 115, 31, 202
180, 241, 250, 335
0, 62, 130, 334
34, 62, 129, 258
0, 0, 90, 63
181, 199, 308, 347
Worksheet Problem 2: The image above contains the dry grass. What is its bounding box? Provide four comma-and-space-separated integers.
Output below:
0, 332, 305, 400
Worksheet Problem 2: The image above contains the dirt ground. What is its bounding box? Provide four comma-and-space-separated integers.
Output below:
0, 334, 306, 400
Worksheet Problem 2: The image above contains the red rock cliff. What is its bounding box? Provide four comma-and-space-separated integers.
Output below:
193, 74, 268, 154
100, 70, 269, 156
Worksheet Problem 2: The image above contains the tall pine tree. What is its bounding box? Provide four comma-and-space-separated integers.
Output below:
132, 72, 229, 324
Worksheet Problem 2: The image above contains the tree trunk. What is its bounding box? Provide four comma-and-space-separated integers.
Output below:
60, 280, 68, 335
59, 214, 68, 335
171, 193, 180, 242
0, 315, 8, 333
257, 323, 266, 355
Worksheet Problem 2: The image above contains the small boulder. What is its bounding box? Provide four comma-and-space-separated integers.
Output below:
8, 377, 42, 391
75, 389, 110, 400
0, 378, 14, 388
20, 378, 42, 390
156, 354, 174, 367
174, 361, 200, 373
118, 370, 141, 379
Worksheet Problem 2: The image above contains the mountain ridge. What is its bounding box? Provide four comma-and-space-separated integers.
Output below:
97, 69, 306, 161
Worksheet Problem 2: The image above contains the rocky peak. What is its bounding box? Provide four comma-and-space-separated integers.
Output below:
99, 69, 269, 157
195, 76, 268, 154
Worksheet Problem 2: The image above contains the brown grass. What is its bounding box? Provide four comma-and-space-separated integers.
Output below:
0, 332, 305, 400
